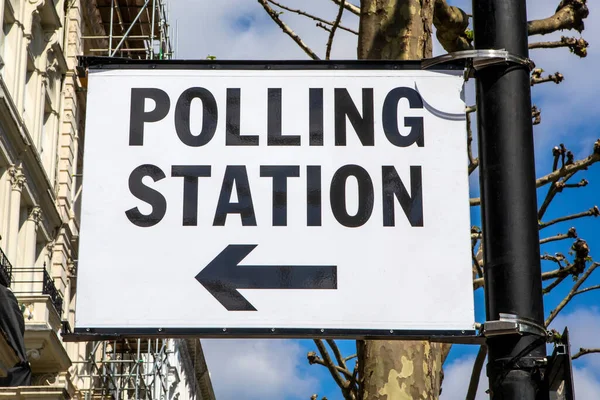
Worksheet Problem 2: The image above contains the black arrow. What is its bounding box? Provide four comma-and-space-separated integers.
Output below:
196, 244, 337, 311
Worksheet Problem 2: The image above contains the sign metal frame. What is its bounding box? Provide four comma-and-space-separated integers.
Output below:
73, 58, 476, 340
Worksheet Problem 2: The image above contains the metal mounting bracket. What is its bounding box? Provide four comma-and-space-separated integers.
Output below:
482, 313, 548, 338
422, 49, 535, 77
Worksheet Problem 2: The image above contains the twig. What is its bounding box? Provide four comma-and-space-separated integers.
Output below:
572, 348, 600, 360
329, 0, 359, 16
573, 284, 600, 297
541, 253, 566, 267
540, 206, 599, 229
471, 141, 600, 206
312, 340, 353, 398
528, 0, 589, 36
327, 339, 347, 370
466, 346, 487, 400
531, 70, 564, 86
532, 105, 541, 125
267, 0, 358, 35
540, 228, 577, 245
474, 257, 581, 290
348, 360, 359, 399
543, 275, 568, 295
467, 112, 479, 175
545, 262, 599, 326
529, 36, 588, 58
472, 248, 483, 278
343, 354, 357, 362
308, 352, 354, 379
552, 146, 562, 172
326, 0, 345, 60
258, 0, 320, 60
531, 69, 565, 86
317, 22, 332, 32
538, 173, 575, 220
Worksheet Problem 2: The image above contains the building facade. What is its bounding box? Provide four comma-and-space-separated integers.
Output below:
0, 1, 213, 399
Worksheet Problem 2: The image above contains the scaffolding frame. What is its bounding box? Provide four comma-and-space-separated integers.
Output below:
72, 2, 187, 398
73, 339, 179, 400
84, 0, 174, 60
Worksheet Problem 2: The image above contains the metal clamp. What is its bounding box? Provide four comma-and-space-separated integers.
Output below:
422, 49, 535, 72
482, 313, 548, 338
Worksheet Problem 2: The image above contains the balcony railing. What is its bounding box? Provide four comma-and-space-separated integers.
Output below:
0, 246, 12, 287
11, 265, 64, 318
43, 267, 64, 319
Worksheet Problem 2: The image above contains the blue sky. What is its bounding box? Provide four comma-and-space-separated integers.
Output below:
168, 0, 600, 398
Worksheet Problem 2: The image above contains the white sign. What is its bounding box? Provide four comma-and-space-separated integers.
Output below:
76, 64, 474, 336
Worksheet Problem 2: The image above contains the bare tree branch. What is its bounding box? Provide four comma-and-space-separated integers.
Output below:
532, 105, 541, 125
543, 275, 568, 295
572, 348, 600, 360
257, 0, 321, 60
528, 0, 589, 36
474, 254, 583, 290
432, 0, 590, 52
267, 0, 358, 35
329, 0, 359, 16
529, 36, 589, 57
471, 140, 600, 206
466, 346, 487, 400
538, 173, 575, 220
531, 69, 564, 86
312, 340, 354, 399
546, 262, 599, 326
308, 351, 354, 379
467, 112, 479, 175
573, 284, 600, 297
317, 22, 332, 33
540, 227, 577, 245
433, 0, 471, 52
327, 339, 348, 370
326, 0, 346, 60
541, 253, 567, 267
471, 227, 483, 278
540, 206, 599, 229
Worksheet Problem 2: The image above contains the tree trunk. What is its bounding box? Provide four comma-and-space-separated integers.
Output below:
359, 341, 446, 399
357, 1, 443, 399
358, 0, 434, 60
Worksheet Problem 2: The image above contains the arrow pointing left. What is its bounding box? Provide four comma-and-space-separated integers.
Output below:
196, 244, 337, 311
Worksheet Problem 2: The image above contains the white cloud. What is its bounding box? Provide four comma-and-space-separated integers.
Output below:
201, 339, 319, 400
573, 366, 600, 398
170, 0, 359, 60
440, 355, 488, 400
551, 307, 600, 370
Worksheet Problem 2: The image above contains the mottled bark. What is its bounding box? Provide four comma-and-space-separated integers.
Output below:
433, 0, 471, 52
359, 341, 447, 399
358, 0, 434, 60
357, 3, 444, 398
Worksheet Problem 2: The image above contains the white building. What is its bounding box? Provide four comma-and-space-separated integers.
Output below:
0, 1, 214, 399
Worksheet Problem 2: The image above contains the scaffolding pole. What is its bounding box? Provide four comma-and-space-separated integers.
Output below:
73, 339, 176, 400
85, 0, 174, 60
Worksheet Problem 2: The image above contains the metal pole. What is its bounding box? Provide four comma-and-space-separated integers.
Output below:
108, 0, 114, 56
150, 0, 156, 59
472, 0, 547, 399
110, 0, 151, 57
